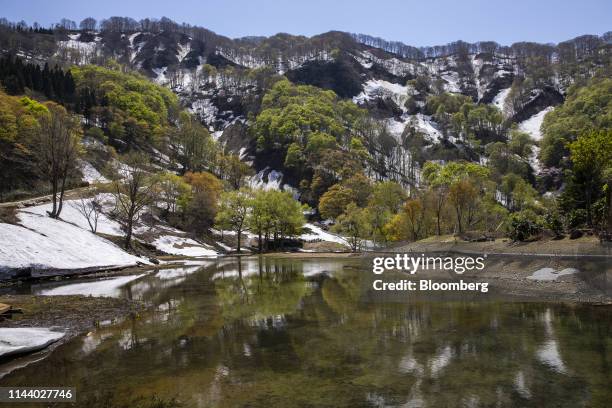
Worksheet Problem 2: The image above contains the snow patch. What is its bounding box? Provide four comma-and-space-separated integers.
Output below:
300, 223, 348, 246
0, 212, 144, 274
0, 328, 65, 358
353, 79, 409, 108
189, 98, 218, 125
22, 199, 123, 236
491, 88, 511, 113
152, 235, 218, 257
518, 107, 553, 141
248, 168, 284, 191
80, 161, 108, 184
527, 267, 578, 281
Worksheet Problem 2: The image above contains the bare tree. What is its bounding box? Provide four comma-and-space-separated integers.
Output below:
71, 187, 103, 233
58, 18, 76, 30
79, 17, 97, 31
33, 104, 82, 219
112, 153, 158, 249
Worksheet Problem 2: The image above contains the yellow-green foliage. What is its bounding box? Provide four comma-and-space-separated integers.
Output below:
0, 91, 47, 143
71, 65, 179, 142
540, 77, 612, 167
253, 79, 364, 154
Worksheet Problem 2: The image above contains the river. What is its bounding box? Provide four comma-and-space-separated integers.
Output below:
1, 256, 610, 407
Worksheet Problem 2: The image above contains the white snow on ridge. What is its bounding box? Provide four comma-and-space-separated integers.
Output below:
353, 79, 409, 108
528, 145, 542, 175
248, 168, 284, 191
492, 88, 511, 113
56, 38, 99, 64
384, 114, 443, 144
519, 107, 554, 141
385, 118, 407, 140
0, 212, 144, 273
355, 51, 416, 77
440, 72, 461, 93
152, 67, 168, 84
0, 328, 65, 358
413, 114, 443, 142
189, 98, 218, 125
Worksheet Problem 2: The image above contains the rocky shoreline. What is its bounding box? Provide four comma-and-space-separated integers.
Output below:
0, 293, 144, 377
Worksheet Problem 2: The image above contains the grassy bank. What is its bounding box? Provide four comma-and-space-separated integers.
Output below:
392, 235, 611, 257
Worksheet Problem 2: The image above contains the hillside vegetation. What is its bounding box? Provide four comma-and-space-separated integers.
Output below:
0, 17, 610, 252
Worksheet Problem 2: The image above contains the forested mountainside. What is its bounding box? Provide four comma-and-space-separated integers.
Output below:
0, 16, 610, 249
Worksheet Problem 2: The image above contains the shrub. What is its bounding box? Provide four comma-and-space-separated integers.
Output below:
565, 208, 587, 230
508, 210, 543, 242
543, 210, 564, 238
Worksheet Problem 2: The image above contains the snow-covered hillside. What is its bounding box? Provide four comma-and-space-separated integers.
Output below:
0, 212, 145, 275
0, 193, 226, 277
0, 192, 352, 277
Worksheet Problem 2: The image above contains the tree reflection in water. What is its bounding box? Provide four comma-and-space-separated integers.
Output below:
1, 257, 610, 408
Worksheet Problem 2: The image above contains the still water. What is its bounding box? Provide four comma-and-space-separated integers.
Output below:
1, 257, 611, 407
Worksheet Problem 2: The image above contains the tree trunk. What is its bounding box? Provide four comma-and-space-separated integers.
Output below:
456, 207, 463, 234
50, 180, 58, 218
125, 209, 134, 249
607, 186, 612, 234
236, 230, 241, 253
585, 184, 593, 227
56, 174, 68, 218
258, 232, 262, 253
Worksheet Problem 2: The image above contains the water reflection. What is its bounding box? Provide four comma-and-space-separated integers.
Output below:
1, 256, 610, 407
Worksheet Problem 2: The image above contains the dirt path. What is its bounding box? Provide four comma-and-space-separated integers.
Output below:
0, 187, 91, 209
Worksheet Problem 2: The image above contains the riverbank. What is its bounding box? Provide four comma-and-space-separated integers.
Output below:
392, 234, 611, 257
0, 294, 142, 334
0, 293, 143, 376
363, 235, 611, 304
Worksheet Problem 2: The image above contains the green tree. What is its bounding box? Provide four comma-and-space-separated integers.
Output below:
333, 202, 370, 252
215, 189, 251, 253
508, 128, 534, 158
366, 181, 407, 244
253, 79, 365, 187
182, 171, 223, 233
422, 162, 450, 235
499, 173, 539, 212
248, 190, 305, 251
175, 111, 216, 173
564, 130, 612, 228
540, 77, 611, 167
318, 184, 354, 220
154, 172, 190, 215
248, 190, 273, 252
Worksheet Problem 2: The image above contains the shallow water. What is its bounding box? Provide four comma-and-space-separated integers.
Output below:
1, 257, 611, 407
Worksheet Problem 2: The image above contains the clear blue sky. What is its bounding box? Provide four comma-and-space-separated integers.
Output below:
2, 0, 610, 46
